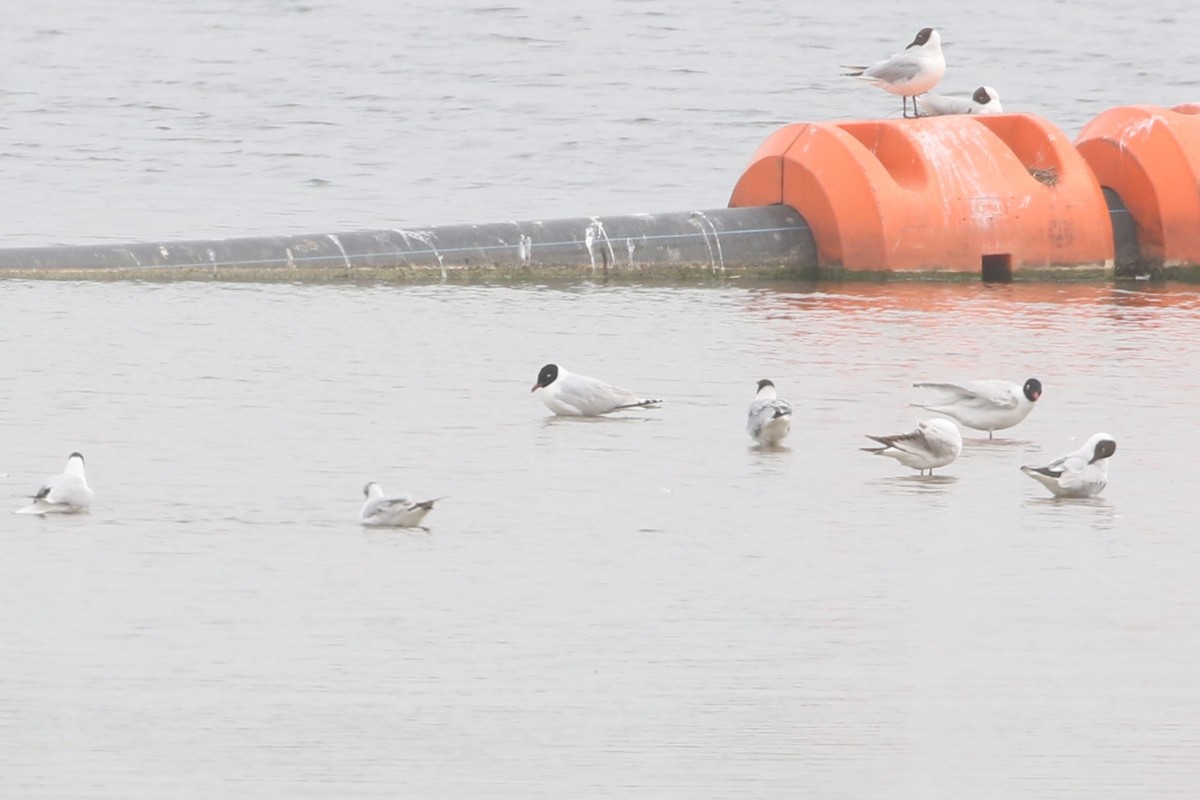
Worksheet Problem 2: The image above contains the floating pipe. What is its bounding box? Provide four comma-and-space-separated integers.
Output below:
0, 206, 818, 280
0, 107, 1187, 282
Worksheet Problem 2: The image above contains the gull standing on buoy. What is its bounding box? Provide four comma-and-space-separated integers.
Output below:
842, 27, 947, 119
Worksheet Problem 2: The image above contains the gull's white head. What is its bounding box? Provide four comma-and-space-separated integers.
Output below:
363, 481, 385, 500
920, 418, 964, 452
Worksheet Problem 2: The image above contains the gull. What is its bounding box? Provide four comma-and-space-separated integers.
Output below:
862, 418, 963, 475
1021, 433, 1116, 498
14, 452, 94, 515
842, 27, 946, 119
531, 363, 662, 417
747, 379, 793, 447
911, 378, 1042, 438
916, 85, 1003, 117
359, 482, 442, 529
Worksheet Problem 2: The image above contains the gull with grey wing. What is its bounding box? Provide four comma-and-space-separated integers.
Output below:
842, 27, 947, 119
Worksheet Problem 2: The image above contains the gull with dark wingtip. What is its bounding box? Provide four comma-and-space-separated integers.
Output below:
746, 379, 793, 447
1021, 433, 1116, 498
842, 27, 947, 119
911, 377, 1042, 439
862, 418, 963, 476
14, 452, 94, 515
359, 482, 442, 529
531, 363, 663, 417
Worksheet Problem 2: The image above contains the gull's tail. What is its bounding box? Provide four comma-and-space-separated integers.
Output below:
414, 497, 448, 511
614, 398, 664, 410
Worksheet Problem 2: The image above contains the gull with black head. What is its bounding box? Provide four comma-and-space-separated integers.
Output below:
531, 363, 663, 417
842, 27, 947, 119
911, 377, 1042, 439
1021, 433, 1116, 498
916, 85, 1003, 116
747, 379, 793, 447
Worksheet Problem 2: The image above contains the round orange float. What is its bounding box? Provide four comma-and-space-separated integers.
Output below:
1076, 104, 1200, 271
729, 114, 1115, 278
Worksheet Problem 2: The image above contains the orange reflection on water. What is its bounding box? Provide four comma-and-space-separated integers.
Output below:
742, 280, 1200, 319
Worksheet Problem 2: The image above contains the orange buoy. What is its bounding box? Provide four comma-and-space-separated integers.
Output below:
729, 114, 1114, 277
1076, 104, 1200, 271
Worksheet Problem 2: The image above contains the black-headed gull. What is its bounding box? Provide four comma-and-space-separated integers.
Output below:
531, 363, 662, 417
916, 85, 1003, 117
14, 452, 94, 515
862, 418, 963, 475
911, 378, 1042, 438
1021, 433, 1116, 498
360, 482, 441, 529
747, 379, 793, 447
842, 28, 946, 119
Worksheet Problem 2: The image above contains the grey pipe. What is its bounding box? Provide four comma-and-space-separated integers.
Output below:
0, 201, 1145, 280
0, 206, 818, 280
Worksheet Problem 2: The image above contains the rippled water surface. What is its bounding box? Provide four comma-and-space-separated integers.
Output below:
2, 0, 1198, 247
2, 280, 1199, 797
4, 1, 1200, 796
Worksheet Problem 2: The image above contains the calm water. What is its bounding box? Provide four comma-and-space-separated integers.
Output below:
1, 280, 1199, 797
1, 0, 1198, 247
3, 1, 1200, 797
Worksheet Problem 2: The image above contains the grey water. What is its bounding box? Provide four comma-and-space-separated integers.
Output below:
2, 0, 1197, 247
3, 1, 1200, 798
3, 281, 1200, 798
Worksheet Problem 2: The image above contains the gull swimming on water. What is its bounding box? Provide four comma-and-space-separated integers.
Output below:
14, 452, 94, 515
359, 482, 442, 529
531, 363, 663, 417
747, 379, 793, 447
916, 85, 1003, 116
1021, 433, 1116, 498
842, 27, 947, 119
911, 378, 1042, 439
862, 418, 963, 475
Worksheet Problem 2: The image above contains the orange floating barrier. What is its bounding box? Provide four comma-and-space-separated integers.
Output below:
729, 114, 1114, 277
1076, 104, 1200, 270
